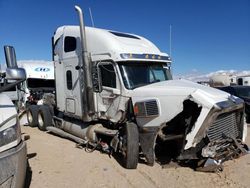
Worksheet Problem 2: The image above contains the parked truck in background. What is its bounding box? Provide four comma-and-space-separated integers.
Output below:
27, 6, 248, 170
0, 46, 27, 188
0, 60, 54, 113
18, 61, 54, 108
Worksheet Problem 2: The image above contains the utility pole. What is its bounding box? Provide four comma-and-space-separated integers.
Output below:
169, 24, 172, 57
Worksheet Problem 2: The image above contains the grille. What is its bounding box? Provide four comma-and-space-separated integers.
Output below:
145, 100, 159, 116
135, 100, 159, 117
207, 112, 240, 141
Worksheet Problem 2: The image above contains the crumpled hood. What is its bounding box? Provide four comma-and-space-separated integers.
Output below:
132, 79, 232, 105
0, 93, 17, 126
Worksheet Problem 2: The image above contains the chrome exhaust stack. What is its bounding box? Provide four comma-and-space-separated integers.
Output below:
74, 5, 94, 119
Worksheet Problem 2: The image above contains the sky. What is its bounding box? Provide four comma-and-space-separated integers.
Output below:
0, 0, 249, 75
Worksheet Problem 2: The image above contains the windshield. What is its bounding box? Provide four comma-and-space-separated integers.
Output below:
27, 78, 55, 89
118, 62, 172, 89
235, 87, 250, 98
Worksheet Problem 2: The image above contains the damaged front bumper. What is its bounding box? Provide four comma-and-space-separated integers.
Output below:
179, 98, 248, 171
139, 97, 248, 172
197, 137, 248, 172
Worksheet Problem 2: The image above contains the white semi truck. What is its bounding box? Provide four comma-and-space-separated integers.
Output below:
0, 46, 27, 187
27, 6, 247, 169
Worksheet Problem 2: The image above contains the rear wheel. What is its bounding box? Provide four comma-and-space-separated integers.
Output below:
27, 105, 39, 127
37, 105, 52, 131
120, 122, 139, 169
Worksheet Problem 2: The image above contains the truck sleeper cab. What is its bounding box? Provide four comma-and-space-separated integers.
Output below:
32, 6, 247, 170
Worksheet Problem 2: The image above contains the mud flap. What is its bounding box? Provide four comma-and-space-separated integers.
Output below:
139, 127, 158, 166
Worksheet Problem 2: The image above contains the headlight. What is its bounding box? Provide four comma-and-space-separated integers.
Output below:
134, 99, 159, 117
0, 115, 21, 152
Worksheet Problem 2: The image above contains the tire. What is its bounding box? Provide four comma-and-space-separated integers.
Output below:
27, 105, 39, 127
121, 122, 139, 169
37, 105, 52, 131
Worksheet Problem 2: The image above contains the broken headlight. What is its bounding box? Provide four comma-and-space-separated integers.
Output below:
0, 115, 21, 152
134, 99, 159, 117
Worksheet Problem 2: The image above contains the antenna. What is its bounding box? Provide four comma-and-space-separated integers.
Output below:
169, 24, 172, 57
89, 7, 95, 27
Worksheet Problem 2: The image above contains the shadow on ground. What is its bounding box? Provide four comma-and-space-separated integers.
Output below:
24, 153, 37, 188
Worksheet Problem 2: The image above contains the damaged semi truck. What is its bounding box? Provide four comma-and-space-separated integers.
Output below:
28, 6, 248, 169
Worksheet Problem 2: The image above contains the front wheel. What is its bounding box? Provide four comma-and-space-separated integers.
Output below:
37, 106, 52, 131
120, 122, 139, 169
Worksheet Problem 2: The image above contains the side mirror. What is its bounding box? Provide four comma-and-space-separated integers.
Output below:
92, 64, 102, 92
0, 68, 26, 93
4, 46, 18, 68
5, 68, 26, 80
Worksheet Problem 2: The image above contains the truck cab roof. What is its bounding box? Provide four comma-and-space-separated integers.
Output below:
53, 26, 170, 62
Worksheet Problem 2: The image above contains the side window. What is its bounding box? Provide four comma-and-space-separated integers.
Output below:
64, 36, 76, 52
66, 70, 73, 90
99, 64, 116, 88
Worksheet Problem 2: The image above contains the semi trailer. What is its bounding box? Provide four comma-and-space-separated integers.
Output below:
18, 61, 54, 107
0, 60, 54, 112
27, 6, 247, 169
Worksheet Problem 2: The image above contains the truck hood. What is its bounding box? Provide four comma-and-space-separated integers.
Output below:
0, 93, 17, 126
132, 79, 232, 106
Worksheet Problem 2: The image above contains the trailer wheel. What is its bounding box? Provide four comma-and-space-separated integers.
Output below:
27, 105, 39, 127
37, 106, 52, 131
121, 122, 139, 169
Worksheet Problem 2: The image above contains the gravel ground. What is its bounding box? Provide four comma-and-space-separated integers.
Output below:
21, 124, 250, 188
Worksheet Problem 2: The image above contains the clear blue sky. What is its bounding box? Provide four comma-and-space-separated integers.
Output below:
0, 0, 249, 75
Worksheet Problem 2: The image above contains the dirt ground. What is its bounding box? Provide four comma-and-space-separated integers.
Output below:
21, 124, 250, 188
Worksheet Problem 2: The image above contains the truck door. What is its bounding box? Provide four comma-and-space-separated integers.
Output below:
62, 35, 84, 117
97, 62, 123, 121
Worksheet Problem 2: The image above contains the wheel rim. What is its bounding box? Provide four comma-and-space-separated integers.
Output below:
38, 113, 44, 128
27, 111, 33, 123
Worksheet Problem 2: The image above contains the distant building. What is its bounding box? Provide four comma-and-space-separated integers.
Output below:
209, 73, 237, 87
237, 75, 250, 86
